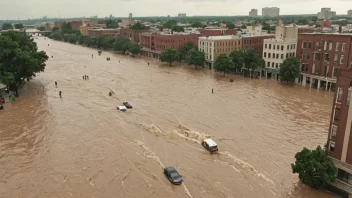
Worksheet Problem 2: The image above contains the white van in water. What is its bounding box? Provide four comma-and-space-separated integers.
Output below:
117, 106, 127, 112
202, 139, 218, 153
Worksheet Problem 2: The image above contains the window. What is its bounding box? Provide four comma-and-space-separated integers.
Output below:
333, 67, 337, 77
269, 44, 271, 49
302, 41, 306, 48
267, 62, 270, 67
286, 53, 288, 58
336, 42, 340, 51
293, 44, 295, 49
287, 45, 289, 50
331, 125, 337, 140
325, 53, 330, 62
340, 55, 345, 64
272, 62, 274, 67
276, 63, 278, 68
337, 169, 352, 185
273, 53, 275, 59
334, 54, 339, 64
308, 42, 312, 48
334, 108, 340, 121
281, 45, 284, 51
268, 53, 271, 58
329, 141, 335, 152
276, 54, 279, 59
337, 87, 343, 101
264, 52, 266, 58
273, 45, 275, 50
348, 87, 352, 105
329, 42, 332, 51
277, 45, 279, 50
342, 43, 346, 52
281, 54, 283, 59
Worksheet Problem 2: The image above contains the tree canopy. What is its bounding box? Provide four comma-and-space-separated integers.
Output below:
130, 22, 147, 30
163, 20, 177, 29
291, 146, 337, 189
171, 26, 184, 32
14, 24, 24, 29
113, 36, 130, 53
128, 42, 141, 56
191, 21, 206, 28
279, 57, 300, 83
178, 41, 194, 61
243, 48, 264, 71
186, 48, 205, 68
0, 32, 48, 96
213, 54, 234, 76
229, 49, 244, 73
38, 26, 46, 31
159, 48, 178, 66
2, 23, 12, 30
226, 22, 235, 29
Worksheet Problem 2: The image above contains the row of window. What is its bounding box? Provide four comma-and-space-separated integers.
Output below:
200, 41, 241, 47
266, 62, 281, 69
243, 39, 263, 45
264, 52, 295, 59
302, 41, 347, 52
264, 43, 296, 50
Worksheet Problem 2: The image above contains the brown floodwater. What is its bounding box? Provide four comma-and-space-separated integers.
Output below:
0, 36, 339, 198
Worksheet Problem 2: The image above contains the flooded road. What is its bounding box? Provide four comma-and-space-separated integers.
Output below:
0, 36, 338, 198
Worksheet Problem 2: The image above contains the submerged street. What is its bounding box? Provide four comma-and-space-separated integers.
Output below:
0, 36, 338, 198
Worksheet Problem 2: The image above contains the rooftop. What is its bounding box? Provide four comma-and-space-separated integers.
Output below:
300, 32, 352, 36
199, 35, 239, 40
204, 139, 217, 147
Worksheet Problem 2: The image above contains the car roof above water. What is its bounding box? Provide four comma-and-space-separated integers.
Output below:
204, 138, 217, 147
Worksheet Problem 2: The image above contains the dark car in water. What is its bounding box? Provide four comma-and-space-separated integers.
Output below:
164, 167, 182, 185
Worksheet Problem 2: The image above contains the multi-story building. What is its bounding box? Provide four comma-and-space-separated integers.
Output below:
140, 32, 201, 58
263, 20, 298, 80
80, 24, 107, 36
241, 25, 275, 55
326, 68, 352, 198
348, 10, 352, 17
119, 27, 150, 43
54, 20, 89, 30
249, 9, 258, 17
129, 13, 133, 19
178, 13, 186, 18
87, 28, 120, 38
262, 7, 280, 17
318, 8, 336, 20
297, 33, 352, 91
198, 35, 242, 69
318, 20, 333, 28
44, 23, 54, 31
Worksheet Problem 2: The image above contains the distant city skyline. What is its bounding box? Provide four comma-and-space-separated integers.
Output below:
0, 0, 350, 20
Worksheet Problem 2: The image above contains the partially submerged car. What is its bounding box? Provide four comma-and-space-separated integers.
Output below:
202, 138, 218, 153
123, 102, 132, 109
164, 167, 183, 185
117, 106, 127, 112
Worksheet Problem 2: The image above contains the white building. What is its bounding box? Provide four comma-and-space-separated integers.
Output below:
262, 7, 280, 17
263, 19, 298, 80
246, 25, 263, 36
129, 13, 133, 19
348, 10, 352, 17
317, 8, 336, 20
249, 9, 258, 17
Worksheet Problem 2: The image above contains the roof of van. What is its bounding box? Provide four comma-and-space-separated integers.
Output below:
204, 139, 217, 147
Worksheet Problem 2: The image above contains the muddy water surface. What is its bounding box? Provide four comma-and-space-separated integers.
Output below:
0, 36, 338, 198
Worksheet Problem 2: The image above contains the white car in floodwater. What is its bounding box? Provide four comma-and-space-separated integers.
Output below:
117, 106, 127, 112
202, 139, 218, 153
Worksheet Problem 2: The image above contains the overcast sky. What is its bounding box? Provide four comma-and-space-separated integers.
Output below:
0, 0, 351, 20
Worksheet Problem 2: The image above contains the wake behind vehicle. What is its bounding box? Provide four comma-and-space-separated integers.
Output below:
164, 167, 183, 185
202, 139, 218, 153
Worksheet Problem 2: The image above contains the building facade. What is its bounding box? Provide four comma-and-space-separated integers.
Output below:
297, 33, 352, 91
87, 28, 120, 38
140, 33, 202, 58
262, 7, 280, 17
249, 9, 258, 17
54, 20, 89, 30
199, 28, 237, 36
242, 34, 275, 56
263, 20, 298, 80
318, 8, 336, 20
348, 10, 352, 17
198, 35, 242, 69
119, 28, 150, 43
326, 68, 352, 198
178, 13, 186, 18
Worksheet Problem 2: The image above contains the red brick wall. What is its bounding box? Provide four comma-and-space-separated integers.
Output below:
242, 35, 275, 55
152, 34, 201, 52
199, 29, 237, 36
297, 34, 352, 77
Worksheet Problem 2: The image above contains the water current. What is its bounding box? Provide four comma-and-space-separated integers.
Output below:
0, 36, 338, 198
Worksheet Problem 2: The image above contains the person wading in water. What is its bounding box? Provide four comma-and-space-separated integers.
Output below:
55, 81, 57, 87
59, 91, 62, 98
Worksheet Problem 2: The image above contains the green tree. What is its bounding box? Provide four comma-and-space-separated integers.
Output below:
0, 72, 15, 90
241, 24, 247, 29
297, 19, 308, 25
52, 27, 59, 32
159, 48, 178, 66
291, 146, 337, 189
113, 36, 130, 53
243, 49, 265, 77
128, 42, 141, 56
61, 23, 72, 33
130, 22, 147, 30
163, 20, 177, 29
213, 54, 234, 76
2, 23, 12, 30
50, 32, 63, 41
186, 48, 205, 68
172, 26, 184, 32
0, 32, 48, 96
229, 49, 244, 73
106, 19, 119, 28
14, 24, 24, 29
84, 37, 95, 47
191, 21, 205, 28
38, 26, 46, 31
226, 22, 235, 29
279, 57, 300, 83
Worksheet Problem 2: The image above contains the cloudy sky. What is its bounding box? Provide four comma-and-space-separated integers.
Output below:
0, 0, 350, 19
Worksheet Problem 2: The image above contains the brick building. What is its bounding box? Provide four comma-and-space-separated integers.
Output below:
198, 35, 242, 69
242, 34, 275, 55
140, 33, 202, 58
198, 28, 236, 37
54, 20, 89, 30
87, 28, 120, 38
318, 20, 333, 28
326, 68, 352, 197
297, 33, 352, 91
119, 28, 150, 43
